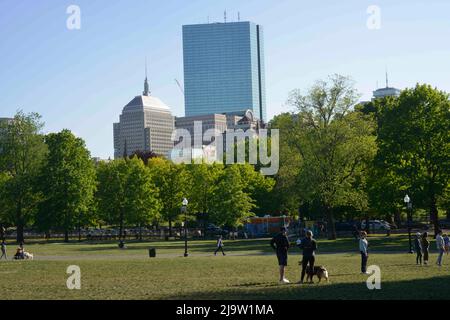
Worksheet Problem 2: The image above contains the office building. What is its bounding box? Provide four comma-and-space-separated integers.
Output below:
182, 21, 267, 122
113, 77, 174, 158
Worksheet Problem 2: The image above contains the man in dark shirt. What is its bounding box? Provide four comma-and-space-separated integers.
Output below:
270, 227, 290, 284
298, 230, 317, 283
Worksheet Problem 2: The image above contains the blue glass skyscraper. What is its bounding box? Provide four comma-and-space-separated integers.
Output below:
182, 21, 267, 122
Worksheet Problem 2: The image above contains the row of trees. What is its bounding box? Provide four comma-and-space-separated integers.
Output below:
271, 74, 450, 239
1, 75, 449, 242
0, 113, 274, 242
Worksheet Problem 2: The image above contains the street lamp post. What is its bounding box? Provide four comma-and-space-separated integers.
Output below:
181, 198, 189, 257
404, 194, 414, 254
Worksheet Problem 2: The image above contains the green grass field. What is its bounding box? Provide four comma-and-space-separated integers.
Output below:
1, 235, 449, 300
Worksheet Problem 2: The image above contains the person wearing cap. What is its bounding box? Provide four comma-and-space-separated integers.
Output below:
270, 226, 290, 284
414, 232, 422, 265
359, 231, 369, 274
298, 230, 317, 283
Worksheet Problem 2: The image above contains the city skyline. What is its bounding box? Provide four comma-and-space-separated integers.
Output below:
1, 0, 450, 159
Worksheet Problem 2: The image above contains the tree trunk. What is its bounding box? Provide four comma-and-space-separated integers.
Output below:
168, 219, 172, 237
64, 230, 69, 242
394, 209, 401, 228
119, 210, 124, 240
16, 223, 24, 244
325, 206, 336, 240
446, 208, 450, 220
430, 196, 439, 235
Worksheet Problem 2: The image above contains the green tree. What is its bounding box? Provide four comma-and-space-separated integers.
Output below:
147, 158, 191, 236
96, 157, 161, 241
279, 74, 377, 239
376, 84, 450, 233
186, 162, 223, 235
0, 111, 47, 242
37, 129, 96, 242
209, 165, 256, 227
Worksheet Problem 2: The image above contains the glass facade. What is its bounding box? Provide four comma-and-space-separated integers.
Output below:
182, 21, 267, 122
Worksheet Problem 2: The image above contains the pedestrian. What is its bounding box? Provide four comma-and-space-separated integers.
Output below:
443, 233, 450, 255
422, 232, 430, 265
0, 240, 6, 260
214, 235, 226, 256
436, 230, 445, 266
298, 230, 317, 284
414, 232, 422, 265
270, 227, 290, 284
359, 231, 369, 274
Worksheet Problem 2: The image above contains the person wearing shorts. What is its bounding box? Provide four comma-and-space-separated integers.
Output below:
271, 227, 290, 284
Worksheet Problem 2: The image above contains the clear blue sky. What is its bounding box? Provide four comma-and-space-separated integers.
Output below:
1, 0, 449, 159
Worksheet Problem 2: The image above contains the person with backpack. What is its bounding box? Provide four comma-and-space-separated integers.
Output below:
270, 227, 290, 284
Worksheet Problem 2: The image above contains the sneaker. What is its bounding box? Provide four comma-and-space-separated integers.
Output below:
280, 278, 290, 284
361, 272, 369, 275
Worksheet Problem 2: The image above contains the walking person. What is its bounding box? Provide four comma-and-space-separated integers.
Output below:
298, 230, 317, 284
443, 233, 450, 255
214, 235, 226, 256
359, 231, 369, 274
436, 230, 445, 266
270, 227, 290, 284
422, 232, 430, 265
0, 240, 6, 260
414, 232, 422, 265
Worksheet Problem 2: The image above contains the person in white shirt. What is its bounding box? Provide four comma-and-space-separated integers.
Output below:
359, 231, 369, 274
214, 235, 226, 256
436, 230, 445, 266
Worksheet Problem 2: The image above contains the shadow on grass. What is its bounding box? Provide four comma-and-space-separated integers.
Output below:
164, 275, 450, 300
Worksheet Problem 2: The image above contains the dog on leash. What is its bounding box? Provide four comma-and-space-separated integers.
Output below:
305, 265, 328, 283
23, 252, 34, 260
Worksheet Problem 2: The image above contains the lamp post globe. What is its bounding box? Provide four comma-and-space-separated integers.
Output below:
182, 198, 189, 257
404, 194, 413, 254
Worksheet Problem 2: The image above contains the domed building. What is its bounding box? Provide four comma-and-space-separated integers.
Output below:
113, 77, 174, 159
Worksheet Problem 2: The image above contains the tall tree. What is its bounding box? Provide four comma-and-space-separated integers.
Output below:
376, 84, 450, 233
37, 129, 96, 242
280, 74, 377, 239
147, 158, 191, 236
0, 111, 47, 242
209, 165, 256, 227
96, 157, 161, 241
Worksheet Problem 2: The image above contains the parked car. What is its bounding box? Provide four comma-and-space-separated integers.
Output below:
361, 220, 391, 230
438, 219, 450, 229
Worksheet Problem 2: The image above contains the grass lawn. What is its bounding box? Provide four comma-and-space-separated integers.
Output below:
1, 235, 449, 300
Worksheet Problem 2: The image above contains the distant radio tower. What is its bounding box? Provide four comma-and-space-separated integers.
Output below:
238, 12, 240, 21
224, 10, 227, 23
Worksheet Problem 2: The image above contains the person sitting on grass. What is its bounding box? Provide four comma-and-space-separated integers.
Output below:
270, 227, 290, 284
421, 232, 430, 265
298, 230, 317, 284
359, 231, 369, 274
443, 233, 450, 255
414, 232, 423, 265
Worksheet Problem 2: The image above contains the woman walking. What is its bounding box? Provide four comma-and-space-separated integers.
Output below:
359, 231, 369, 274
298, 230, 317, 283
214, 235, 226, 256
421, 232, 430, 265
